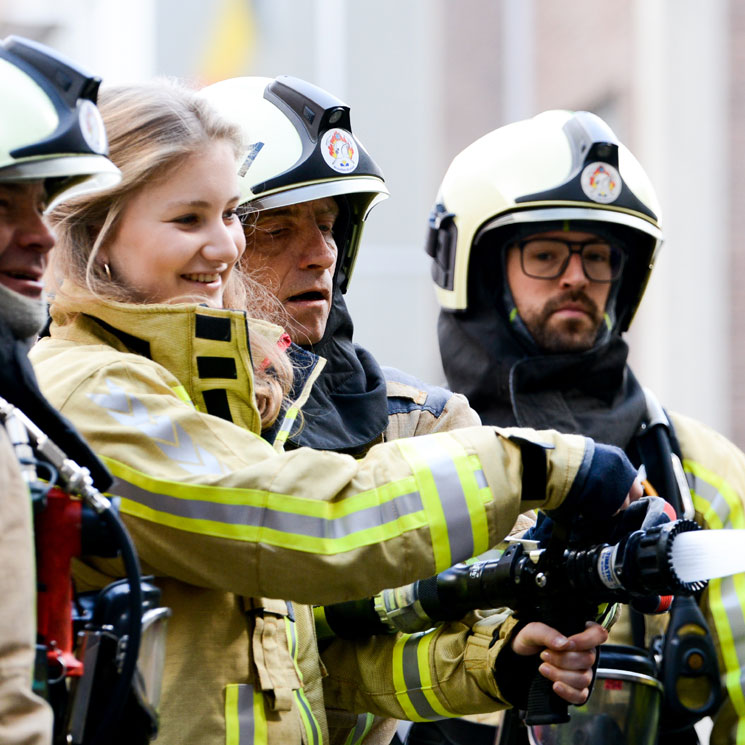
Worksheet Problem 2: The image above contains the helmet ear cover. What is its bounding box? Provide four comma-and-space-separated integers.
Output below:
425, 203, 458, 292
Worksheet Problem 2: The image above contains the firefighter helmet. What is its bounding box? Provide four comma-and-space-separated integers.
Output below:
199, 75, 388, 292
0, 36, 120, 204
426, 110, 662, 331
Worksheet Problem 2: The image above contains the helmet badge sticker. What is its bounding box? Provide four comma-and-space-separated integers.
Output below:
321, 128, 359, 173
78, 99, 108, 154
580, 161, 622, 204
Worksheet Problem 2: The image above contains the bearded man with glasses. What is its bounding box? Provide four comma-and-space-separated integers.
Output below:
422, 110, 745, 745
505, 232, 626, 352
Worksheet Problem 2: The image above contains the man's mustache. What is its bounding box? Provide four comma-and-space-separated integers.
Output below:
540, 290, 600, 321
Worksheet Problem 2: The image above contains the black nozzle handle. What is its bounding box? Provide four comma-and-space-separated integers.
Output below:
525, 673, 571, 725
523, 607, 587, 726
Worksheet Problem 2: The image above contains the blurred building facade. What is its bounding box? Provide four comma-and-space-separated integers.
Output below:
1, 0, 741, 447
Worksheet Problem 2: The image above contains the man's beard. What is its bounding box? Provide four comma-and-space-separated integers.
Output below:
525, 290, 604, 353
0, 282, 48, 340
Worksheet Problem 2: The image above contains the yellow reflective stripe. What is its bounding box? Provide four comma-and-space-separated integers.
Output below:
312, 605, 335, 641
104, 456, 431, 554
170, 384, 194, 407
685, 459, 745, 729
284, 613, 321, 745
396, 435, 487, 571
272, 355, 325, 453
272, 407, 299, 450
391, 630, 456, 721
225, 683, 267, 745
343, 713, 375, 745
392, 633, 422, 721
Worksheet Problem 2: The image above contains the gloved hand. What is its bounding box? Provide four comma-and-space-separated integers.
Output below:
545, 440, 640, 547
606, 495, 676, 544
612, 496, 677, 614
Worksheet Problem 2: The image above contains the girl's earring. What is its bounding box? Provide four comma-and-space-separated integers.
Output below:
103, 263, 112, 280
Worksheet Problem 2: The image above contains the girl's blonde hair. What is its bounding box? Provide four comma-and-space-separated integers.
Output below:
47, 80, 292, 428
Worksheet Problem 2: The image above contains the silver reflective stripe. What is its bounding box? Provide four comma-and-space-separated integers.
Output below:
686, 469, 745, 704
408, 437, 474, 562
475, 469, 487, 489
346, 713, 374, 745
285, 616, 321, 745
90, 378, 224, 476
286, 610, 297, 657
278, 409, 298, 434
687, 471, 729, 525
721, 574, 745, 652
401, 635, 446, 721
294, 691, 320, 745
237, 684, 255, 744
113, 477, 423, 539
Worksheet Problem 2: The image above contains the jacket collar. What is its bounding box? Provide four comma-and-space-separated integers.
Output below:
49, 292, 287, 435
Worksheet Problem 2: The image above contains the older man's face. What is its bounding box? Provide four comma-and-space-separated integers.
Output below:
0, 181, 54, 300
244, 197, 339, 345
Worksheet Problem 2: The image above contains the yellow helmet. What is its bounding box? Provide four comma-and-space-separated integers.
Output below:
0, 36, 120, 205
426, 110, 662, 331
199, 75, 389, 292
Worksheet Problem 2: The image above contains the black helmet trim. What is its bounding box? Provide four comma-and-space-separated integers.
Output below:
0, 154, 120, 204
1, 36, 109, 160
249, 176, 388, 214
254, 75, 384, 196
515, 112, 658, 223
247, 178, 388, 296
475, 206, 662, 245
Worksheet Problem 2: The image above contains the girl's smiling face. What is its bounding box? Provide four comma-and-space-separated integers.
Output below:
100, 140, 244, 308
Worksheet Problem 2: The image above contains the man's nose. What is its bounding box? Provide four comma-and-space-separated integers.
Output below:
15, 210, 55, 254
301, 225, 336, 270
559, 253, 588, 287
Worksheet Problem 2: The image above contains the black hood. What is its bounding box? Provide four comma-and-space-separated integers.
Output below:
438, 234, 647, 449
283, 288, 389, 455
0, 323, 112, 490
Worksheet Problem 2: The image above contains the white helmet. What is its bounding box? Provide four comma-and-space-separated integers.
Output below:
0, 36, 120, 204
426, 110, 663, 331
199, 75, 388, 291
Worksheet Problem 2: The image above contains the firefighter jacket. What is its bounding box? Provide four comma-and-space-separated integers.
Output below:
381, 366, 479, 439
0, 426, 53, 745
282, 366, 531, 745
261, 354, 482, 456
30, 296, 594, 745
655, 411, 745, 745
0, 322, 63, 745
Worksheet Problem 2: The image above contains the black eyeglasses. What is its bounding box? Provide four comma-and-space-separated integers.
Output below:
513, 238, 626, 282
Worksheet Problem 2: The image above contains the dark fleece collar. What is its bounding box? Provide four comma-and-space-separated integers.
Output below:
438, 305, 646, 449
0, 323, 112, 490
286, 290, 389, 455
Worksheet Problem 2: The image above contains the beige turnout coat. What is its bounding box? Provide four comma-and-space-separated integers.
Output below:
30, 296, 591, 745
0, 425, 53, 745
